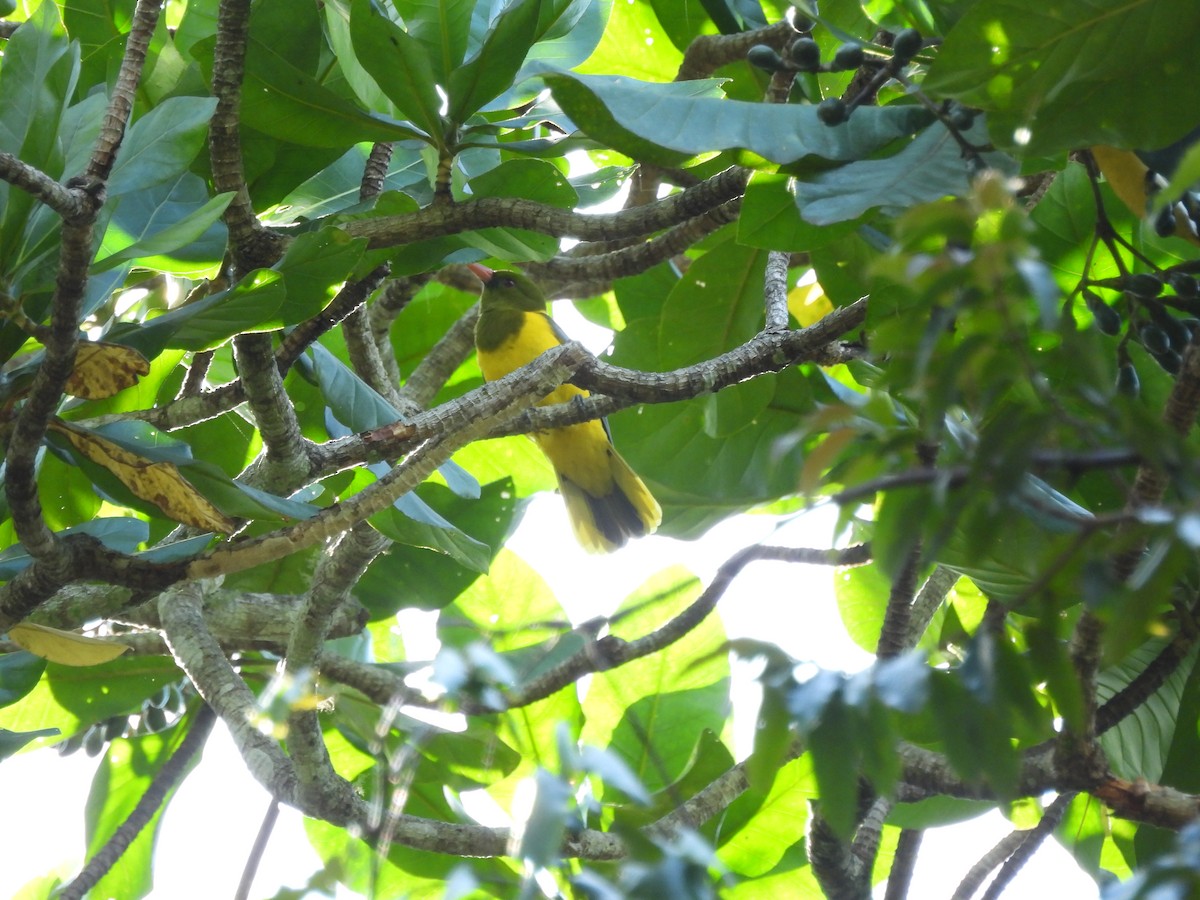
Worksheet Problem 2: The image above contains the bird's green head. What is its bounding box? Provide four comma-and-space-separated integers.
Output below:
468, 263, 545, 313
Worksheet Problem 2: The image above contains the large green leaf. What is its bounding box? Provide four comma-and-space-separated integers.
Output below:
0, 656, 182, 743
1098, 640, 1200, 783
0, 652, 46, 709
581, 567, 730, 795
189, 33, 427, 148
794, 119, 1017, 225
401, 0, 475, 84
463, 158, 578, 261
355, 479, 525, 617
84, 715, 205, 900
0, 0, 77, 272
923, 0, 1200, 155
369, 487, 491, 574
93, 177, 232, 274
539, 67, 934, 166
106, 96, 218, 197
0, 518, 149, 579
348, 0, 445, 143
718, 755, 815, 877
609, 242, 819, 536
264, 145, 428, 224
447, 0, 542, 121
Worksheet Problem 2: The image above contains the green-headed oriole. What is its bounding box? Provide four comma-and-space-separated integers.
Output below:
469, 263, 661, 552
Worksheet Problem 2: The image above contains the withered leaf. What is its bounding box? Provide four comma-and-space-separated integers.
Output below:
63, 342, 151, 399
49, 420, 235, 533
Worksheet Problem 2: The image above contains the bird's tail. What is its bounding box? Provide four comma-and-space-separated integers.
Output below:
558, 449, 662, 553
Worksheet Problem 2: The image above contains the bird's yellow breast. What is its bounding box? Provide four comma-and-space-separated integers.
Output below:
477, 311, 615, 495
477, 311, 586, 407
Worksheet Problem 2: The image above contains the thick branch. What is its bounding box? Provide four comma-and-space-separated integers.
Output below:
342, 167, 750, 249
85, 0, 160, 182
763, 250, 792, 333
209, 0, 282, 267
233, 333, 312, 489
0, 152, 86, 216
528, 199, 744, 297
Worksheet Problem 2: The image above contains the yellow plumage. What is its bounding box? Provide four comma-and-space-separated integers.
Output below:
470, 264, 661, 552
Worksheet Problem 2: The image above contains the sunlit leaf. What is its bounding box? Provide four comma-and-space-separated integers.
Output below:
8, 624, 129, 667
63, 342, 150, 400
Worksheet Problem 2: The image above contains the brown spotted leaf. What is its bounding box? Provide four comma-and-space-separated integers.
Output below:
64, 342, 151, 399
48, 420, 235, 533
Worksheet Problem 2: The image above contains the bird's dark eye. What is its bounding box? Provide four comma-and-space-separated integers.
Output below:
499, 276, 516, 288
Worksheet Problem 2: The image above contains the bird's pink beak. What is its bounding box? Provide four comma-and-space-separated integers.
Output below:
467, 263, 494, 283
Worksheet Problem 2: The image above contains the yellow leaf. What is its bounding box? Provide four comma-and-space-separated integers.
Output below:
788, 280, 835, 327
64, 342, 151, 399
8, 623, 129, 666
48, 421, 235, 533
1092, 146, 1200, 248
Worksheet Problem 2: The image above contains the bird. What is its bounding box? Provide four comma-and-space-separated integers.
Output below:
468, 262, 661, 552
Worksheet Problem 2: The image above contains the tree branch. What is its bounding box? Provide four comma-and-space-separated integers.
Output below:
763, 250, 792, 333
342, 166, 750, 249
233, 333, 313, 490
209, 0, 282, 269
1062, 338, 1200, 785
59, 703, 217, 900
187, 342, 593, 580
85, 0, 161, 183
0, 151, 87, 217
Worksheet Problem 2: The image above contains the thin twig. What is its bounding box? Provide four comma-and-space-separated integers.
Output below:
59, 704, 217, 900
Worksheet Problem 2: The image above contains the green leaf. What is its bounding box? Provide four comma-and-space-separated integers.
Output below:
348, 0, 445, 143
106, 96, 219, 197
447, 0, 542, 121
305, 341, 406, 431
190, 34, 428, 148
370, 488, 491, 573
112, 270, 290, 353
0, 727, 59, 761
928, 671, 1020, 794
266, 145, 428, 224
93, 180, 232, 274
719, 755, 815, 876
794, 119, 1018, 225
0, 518, 149, 579
274, 228, 368, 323
738, 171, 859, 251
923, 0, 1200, 155
576, 0, 682, 83
1098, 641, 1200, 783
402, 0, 475, 83
0, 652, 46, 708
181, 461, 320, 522
0, 0, 77, 272
463, 158, 578, 261
539, 67, 935, 166
581, 567, 730, 795
0, 657, 182, 743
834, 561, 892, 653
807, 693, 860, 840
610, 242, 819, 536
355, 480, 524, 617
85, 715, 204, 900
